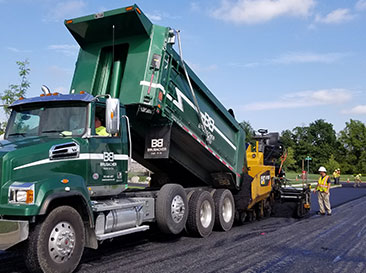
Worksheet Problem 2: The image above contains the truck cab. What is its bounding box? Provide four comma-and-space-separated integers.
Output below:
4, 92, 130, 198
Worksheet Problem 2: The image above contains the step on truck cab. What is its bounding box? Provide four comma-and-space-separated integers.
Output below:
0, 5, 308, 273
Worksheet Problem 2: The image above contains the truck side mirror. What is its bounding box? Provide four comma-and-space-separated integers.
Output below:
106, 98, 120, 134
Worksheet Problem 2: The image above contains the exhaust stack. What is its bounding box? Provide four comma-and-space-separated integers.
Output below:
41, 85, 51, 95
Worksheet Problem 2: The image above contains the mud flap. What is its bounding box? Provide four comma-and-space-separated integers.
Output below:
234, 174, 253, 210
144, 124, 172, 159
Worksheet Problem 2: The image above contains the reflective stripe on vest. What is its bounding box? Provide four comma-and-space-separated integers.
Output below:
317, 175, 330, 192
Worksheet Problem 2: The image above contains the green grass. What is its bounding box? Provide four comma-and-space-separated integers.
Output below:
127, 186, 146, 189
285, 172, 319, 181
128, 173, 148, 181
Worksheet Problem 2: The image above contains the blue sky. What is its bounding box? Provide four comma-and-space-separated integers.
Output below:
0, 0, 365, 133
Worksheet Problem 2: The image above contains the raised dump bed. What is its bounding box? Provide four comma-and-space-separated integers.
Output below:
66, 5, 245, 189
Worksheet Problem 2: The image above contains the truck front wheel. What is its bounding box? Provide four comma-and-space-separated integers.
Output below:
25, 206, 85, 273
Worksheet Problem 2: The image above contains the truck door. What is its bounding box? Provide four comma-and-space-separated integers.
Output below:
87, 103, 128, 196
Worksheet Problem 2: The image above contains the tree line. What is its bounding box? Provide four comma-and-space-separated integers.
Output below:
241, 119, 366, 175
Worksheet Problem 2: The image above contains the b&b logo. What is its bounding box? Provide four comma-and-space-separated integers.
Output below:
200, 112, 215, 132
103, 152, 115, 162
151, 138, 164, 148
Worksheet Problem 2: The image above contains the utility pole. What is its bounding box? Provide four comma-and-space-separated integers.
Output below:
302, 159, 305, 187
305, 156, 312, 184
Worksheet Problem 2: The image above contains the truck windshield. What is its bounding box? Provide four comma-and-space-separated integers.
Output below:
5, 104, 87, 139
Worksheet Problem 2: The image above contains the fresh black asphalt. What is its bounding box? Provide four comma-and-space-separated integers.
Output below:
1, 183, 366, 273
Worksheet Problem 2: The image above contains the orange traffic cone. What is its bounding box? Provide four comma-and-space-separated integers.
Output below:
347, 178, 350, 183
296, 176, 298, 182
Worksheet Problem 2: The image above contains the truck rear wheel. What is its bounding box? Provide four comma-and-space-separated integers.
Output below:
25, 206, 85, 273
213, 189, 235, 231
156, 184, 188, 235
186, 190, 215, 238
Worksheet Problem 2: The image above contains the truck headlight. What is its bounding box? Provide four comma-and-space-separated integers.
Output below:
9, 183, 35, 204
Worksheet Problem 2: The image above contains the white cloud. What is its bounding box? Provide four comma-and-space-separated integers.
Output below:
356, 0, 366, 11
242, 89, 352, 111
188, 62, 218, 72
315, 8, 354, 24
6, 47, 31, 53
342, 105, 366, 115
230, 51, 348, 68
48, 65, 73, 76
43, 0, 86, 22
190, 2, 200, 12
211, 0, 315, 24
145, 13, 162, 21
48, 44, 79, 57
272, 52, 347, 64
146, 10, 180, 22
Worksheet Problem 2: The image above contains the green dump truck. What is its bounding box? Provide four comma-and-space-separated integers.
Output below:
0, 5, 309, 273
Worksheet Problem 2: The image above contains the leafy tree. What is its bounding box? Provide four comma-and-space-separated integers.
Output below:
291, 125, 312, 171
306, 119, 337, 172
280, 129, 295, 149
239, 120, 256, 146
282, 147, 297, 171
278, 119, 365, 175
339, 119, 366, 173
0, 121, 7, 136
0, 60, 30, 134
283, 119, 337, 173
325, 154, 340, 174
1, 60, 30, 116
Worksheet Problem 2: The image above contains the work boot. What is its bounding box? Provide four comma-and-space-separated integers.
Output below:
316, 211, 325, 216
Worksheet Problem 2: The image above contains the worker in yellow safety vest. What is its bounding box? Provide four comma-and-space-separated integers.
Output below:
354, 174, 362, 188
313, 166, 332, 216
95, 116, 109, 136
333, 168, 340, 185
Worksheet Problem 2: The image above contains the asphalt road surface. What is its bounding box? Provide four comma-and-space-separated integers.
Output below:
1, 182, 366, 273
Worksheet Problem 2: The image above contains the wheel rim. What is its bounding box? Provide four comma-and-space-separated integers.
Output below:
48, 221, 76, 263
171, 195, 185, 223
200, 200, 212, 228
222, 197, 233, 223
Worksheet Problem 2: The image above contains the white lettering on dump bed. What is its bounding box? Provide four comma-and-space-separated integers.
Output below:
140, 81, 237, 151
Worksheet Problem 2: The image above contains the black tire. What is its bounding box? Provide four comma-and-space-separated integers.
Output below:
186, 191, 215, 238
25, 206, 85, 273
295, 199, 306, 218
156, 184, 188, 235
255, 201, 263, 220
263, 199, 272, 217
213, 189, 235, 231
235, 210, 247, 225
247, 210, 256, 222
